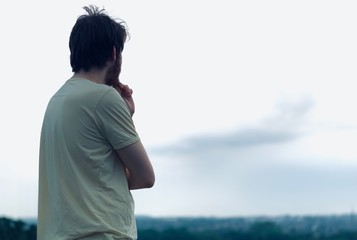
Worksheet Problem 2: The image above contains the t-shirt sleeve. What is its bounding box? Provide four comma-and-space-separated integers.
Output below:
95, 88, 140, 150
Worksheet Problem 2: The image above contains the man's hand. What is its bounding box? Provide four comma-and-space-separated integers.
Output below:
114, 82, 135, 116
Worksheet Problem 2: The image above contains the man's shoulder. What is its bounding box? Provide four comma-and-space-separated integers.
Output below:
63, 79, 116, 99
66, 78, 112, 91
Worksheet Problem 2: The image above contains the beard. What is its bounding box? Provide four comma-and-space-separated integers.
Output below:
105, 57, 121, 86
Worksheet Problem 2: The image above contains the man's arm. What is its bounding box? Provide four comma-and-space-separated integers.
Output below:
113, 81, 154, 189
116, 140, 155, 190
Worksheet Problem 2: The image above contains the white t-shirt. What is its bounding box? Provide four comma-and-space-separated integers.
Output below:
38, 78, 140, 240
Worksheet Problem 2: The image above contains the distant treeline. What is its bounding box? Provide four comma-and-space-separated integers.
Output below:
1, 216, 357, 240
0, 217, 36, 240
138, 221, 357, 240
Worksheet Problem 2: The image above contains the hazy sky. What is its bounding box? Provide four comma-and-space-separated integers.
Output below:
1, 0, 357, 218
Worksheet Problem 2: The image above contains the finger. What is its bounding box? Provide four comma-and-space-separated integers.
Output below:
122, 85, 133, 96
114, 84, 123, 94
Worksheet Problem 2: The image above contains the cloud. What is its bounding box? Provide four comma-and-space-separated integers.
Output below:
151, 96, 314, 155
138, 151, 357, 217
140, 95, 357, 217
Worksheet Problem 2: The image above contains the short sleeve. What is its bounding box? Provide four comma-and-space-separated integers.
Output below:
95, 88, 140, 150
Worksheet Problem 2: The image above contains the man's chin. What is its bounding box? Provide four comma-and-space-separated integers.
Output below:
105, 61, 121, 86
105, 73, 120, 86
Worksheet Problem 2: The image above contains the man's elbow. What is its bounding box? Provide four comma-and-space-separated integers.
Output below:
131, 173, 155, 190
144, 174, 155, 188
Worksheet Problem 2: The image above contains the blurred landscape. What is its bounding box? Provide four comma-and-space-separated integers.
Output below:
2, 214, 357, 239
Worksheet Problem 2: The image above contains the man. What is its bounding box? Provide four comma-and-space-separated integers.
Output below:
38, 5, 155, 240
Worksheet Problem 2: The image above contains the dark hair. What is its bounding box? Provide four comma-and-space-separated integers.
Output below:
69, 5, 129, 72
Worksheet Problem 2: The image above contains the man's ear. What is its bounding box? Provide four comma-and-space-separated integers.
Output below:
112, 46, 117, 61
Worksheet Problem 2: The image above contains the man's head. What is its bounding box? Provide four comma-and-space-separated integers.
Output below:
69, 5, 129, 80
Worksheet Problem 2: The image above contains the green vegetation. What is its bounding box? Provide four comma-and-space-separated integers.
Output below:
0, 217, 36, 240
138, 221, 357, 240
1, 216, 357, 240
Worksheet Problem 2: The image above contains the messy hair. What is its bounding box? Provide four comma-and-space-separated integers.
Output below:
69, 5, 129, 72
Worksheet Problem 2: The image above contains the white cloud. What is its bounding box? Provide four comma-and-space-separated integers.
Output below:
140, 95, 357, 216
151, 96, 314, 155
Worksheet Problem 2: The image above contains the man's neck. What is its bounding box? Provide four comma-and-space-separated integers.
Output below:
72, 69, 107, 84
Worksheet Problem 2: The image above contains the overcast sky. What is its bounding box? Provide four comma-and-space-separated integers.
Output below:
1, 0, 357, 218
